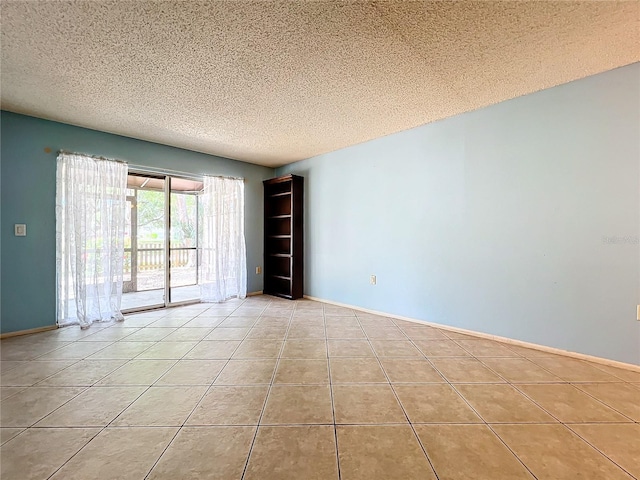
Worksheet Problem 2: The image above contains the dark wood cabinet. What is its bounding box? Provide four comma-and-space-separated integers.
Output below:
263, 174, 303, 299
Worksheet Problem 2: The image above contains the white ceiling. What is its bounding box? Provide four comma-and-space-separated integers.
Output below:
1, 1, 638, 167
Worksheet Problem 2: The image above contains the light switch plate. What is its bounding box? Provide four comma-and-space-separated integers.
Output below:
14, 224, 26, 236
637, 305, 640, 321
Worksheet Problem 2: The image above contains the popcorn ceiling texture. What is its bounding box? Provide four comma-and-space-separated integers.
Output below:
1, 1, 638, 167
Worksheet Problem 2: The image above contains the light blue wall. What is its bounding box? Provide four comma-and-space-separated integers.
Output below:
279, 63, 640, 365
1, 111, 275, 334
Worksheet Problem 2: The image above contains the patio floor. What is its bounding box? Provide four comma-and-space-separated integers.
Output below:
121, 285, 200, 311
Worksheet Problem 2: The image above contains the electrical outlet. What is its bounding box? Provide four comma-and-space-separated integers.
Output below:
256, 266, 262, 275
370, 275, 376, 285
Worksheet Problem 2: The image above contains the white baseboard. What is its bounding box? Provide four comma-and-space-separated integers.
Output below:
0, 325, 57, 339
304, 295, 640, 373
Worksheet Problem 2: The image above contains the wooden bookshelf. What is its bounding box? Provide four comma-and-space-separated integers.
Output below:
263, 174, 303, 299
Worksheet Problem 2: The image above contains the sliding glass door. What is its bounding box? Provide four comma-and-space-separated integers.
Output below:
169, 177, 202, 304
121, 173, 203, 312
122, 174, 166, 310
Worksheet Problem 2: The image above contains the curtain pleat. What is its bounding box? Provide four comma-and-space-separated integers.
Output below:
56, 153, 127, 328
199, 176, 247, 302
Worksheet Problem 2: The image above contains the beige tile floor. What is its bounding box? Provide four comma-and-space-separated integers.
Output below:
1, 295, 639, 480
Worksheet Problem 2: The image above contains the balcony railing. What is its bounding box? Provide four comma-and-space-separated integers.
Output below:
124, 242, 196, 273
123, 241, 198, 293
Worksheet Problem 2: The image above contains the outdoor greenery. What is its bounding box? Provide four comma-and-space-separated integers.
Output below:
133, 189, 198, 244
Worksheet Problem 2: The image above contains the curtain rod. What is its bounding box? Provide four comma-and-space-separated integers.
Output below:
58, 150, 127, 164
129, 164, 245, 182
58, 151, 245, 181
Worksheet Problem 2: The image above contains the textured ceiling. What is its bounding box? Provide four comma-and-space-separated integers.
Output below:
1, 1, 639, 167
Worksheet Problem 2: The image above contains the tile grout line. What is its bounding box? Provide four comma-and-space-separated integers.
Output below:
41, 305, 204, 479
442, 378, 543, 480
509, 381, 623, 425
143, 297, 260, 479
44, 302, 240, 480
239, 299, 293, 480
324, 305, 343, 480
357, 312, 441, 480
567, 383, 638, 422
13, 321, 120, 363
43, 375, 166, 478
3, 296, 637, 479
13, 336, 119, 386
428, 335, 550, 480
471, 367, 635, 478
562, 424, 639, 479
31, 339, 116, 362
523, 354, 633, 385
472, 354, 565, 383
17, 330, 153, 428
507, 374, 640, 472
390, 317, 541, 480
0, 312, 188, 417
589, 362, 640, 383
21, 328, 178, 434
44, 427, 105, 480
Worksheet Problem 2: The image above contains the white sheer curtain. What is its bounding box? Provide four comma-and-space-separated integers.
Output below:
56, 152, 128, 328
199, 175, 247, 302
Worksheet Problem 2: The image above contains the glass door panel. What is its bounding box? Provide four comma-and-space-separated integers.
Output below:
169, 181, 202, 304
121, 174, 166, 311
123, 195, 134, 293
